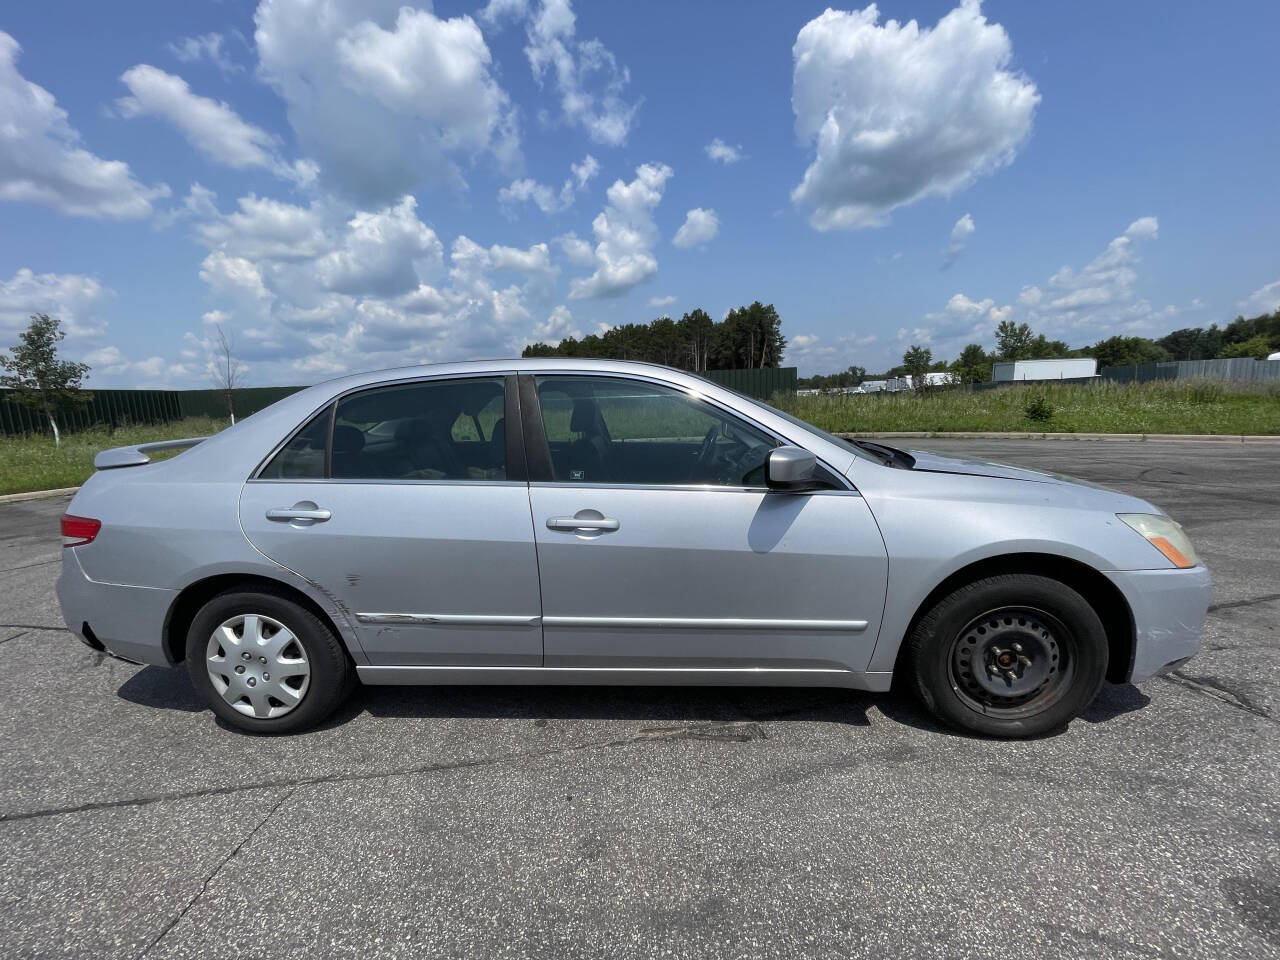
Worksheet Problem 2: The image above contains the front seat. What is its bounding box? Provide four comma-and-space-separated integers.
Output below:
568, 398, 611, 482
395, 415, 467, 479
330, 424, 367, 478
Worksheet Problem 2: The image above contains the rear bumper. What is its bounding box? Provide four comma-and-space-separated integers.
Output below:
56, 551, 177, 666
1104, 565, 1211, 683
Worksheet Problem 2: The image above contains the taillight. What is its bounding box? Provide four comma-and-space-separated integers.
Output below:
61, 514, 101, 548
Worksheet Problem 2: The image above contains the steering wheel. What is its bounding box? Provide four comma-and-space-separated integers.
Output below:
690, 426, 720, 482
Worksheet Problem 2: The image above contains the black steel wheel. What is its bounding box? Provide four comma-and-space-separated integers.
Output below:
908, 574, 1109, 738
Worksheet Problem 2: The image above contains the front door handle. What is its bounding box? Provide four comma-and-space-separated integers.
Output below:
547, 515, 619, 532
266, 504, 332, 523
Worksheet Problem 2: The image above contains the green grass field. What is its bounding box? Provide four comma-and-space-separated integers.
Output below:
1, 380, 1277, 496
771, 380, 1280, 437
0, 417, 229, 497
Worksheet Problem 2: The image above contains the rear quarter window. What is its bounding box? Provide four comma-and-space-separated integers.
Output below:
259, 406, 329, 479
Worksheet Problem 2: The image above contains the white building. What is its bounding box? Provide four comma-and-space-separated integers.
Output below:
918, 371, 958, 387
856, 378, 910, 393
990, 358, 1097, 382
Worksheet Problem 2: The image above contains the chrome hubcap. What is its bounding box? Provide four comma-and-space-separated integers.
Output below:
206, 614, 310, 719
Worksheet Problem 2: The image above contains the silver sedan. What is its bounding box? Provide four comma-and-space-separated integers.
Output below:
57, 359, 1209, 737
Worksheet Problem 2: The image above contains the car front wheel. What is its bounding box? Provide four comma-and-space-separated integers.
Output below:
186, 587, 353, 734
908, 574, 1108, 738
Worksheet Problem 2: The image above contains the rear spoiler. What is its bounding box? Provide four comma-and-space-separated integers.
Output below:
93, 436, 209, 470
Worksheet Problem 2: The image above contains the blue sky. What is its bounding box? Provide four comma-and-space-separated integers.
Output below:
1, 0, 1277, 385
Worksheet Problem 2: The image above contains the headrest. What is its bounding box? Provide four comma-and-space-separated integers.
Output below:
393, 418, 432, 443
570, 399, 600, 434
332, 424, 365, 454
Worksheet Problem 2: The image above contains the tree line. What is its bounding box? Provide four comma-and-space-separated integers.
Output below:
804, 310, 1280, 389
522, 301, 787, 371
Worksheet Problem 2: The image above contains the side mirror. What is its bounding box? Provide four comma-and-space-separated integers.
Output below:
766, 445, 818, 491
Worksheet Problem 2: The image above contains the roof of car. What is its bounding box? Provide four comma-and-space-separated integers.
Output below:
311, 357, 695, 389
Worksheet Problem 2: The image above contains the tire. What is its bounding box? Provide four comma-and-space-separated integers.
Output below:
186, 587, 353, 734
907, 574, 1108, 738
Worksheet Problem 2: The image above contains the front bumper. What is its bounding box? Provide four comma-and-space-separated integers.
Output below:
57, 551, 178, 666
1104, 565, 1211, 683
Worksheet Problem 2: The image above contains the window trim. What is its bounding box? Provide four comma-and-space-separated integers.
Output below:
521, 371, 853, 492
249, 371, 517, 483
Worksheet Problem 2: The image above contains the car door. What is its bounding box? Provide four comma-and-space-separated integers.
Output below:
239, 373, 543, 667
523, 373, 889, 673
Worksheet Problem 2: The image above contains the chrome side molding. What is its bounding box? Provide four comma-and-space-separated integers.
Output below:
542, 616, 869, 632
356, 663, 881, 690
355, 613, 869, 632
355, 613, 542, 626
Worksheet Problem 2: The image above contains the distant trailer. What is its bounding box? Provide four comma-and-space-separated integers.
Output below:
991, 358, 1098, 382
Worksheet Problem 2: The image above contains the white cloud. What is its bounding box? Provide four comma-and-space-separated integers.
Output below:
944, 212, 975, 266
1238, 278, 1280, 315
314, 196, 444, 297
672, 207, 720, 249
514, 0, 639, 145
200, 251, 272, 304
117, 65, 311, 183
480, 0, 530, 25
784, 330, 879, 373
557, 232, 596, 266
168, 32, 243, 75
1018, 285, 1043, 306
1018, 216, 1163, 338
529, 304, 579, 344
705, 138, 743, 164
0, 32, 167, 218
1124, 216, 1159, 240
498, 153, 598, 214
194, 190, 329, 261
177, 186, 568, 381
571, 154, 600, 187
254, 0, 519, 203
569, 162, 672, 299
648, 294, 676, 308
791, 1, 1038, 230
0, 267, 110, 339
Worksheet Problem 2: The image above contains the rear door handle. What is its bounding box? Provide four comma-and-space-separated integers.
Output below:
546, 516, 619, 532
266, 506, 332, 522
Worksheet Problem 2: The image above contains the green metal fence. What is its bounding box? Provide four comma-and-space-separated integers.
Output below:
174, 386, 305, 421
0, 388, 185, 437
0, 386, 306, 437
701, 367, 797, 400
2, 369, 796, 437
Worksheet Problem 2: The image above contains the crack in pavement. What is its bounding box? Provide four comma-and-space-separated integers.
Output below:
1209, 593, 1280, 613
1160, 671, 1275, 725
1035, 921, 1168, 959
0, 557, 60, 577
135, 787, 296, 959
0, 631, 28, 645
0, 623, 67, 633
0, 720, 769, 825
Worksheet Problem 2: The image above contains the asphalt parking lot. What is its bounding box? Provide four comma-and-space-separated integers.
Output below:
1, 438, 1277, 959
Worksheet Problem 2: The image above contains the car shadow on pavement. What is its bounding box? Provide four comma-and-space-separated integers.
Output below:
1082, 682, 1152, 723
117, 664, 878, 729
339, 683, 878, 730
116, 664, 205, 712
116, 666, 1150, 736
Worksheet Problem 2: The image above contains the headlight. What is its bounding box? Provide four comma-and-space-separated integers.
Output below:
1117, 513, 1199, 569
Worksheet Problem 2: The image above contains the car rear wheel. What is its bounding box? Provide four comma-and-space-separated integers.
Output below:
186, 588, 353, 734
908, 574, 1108, 738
